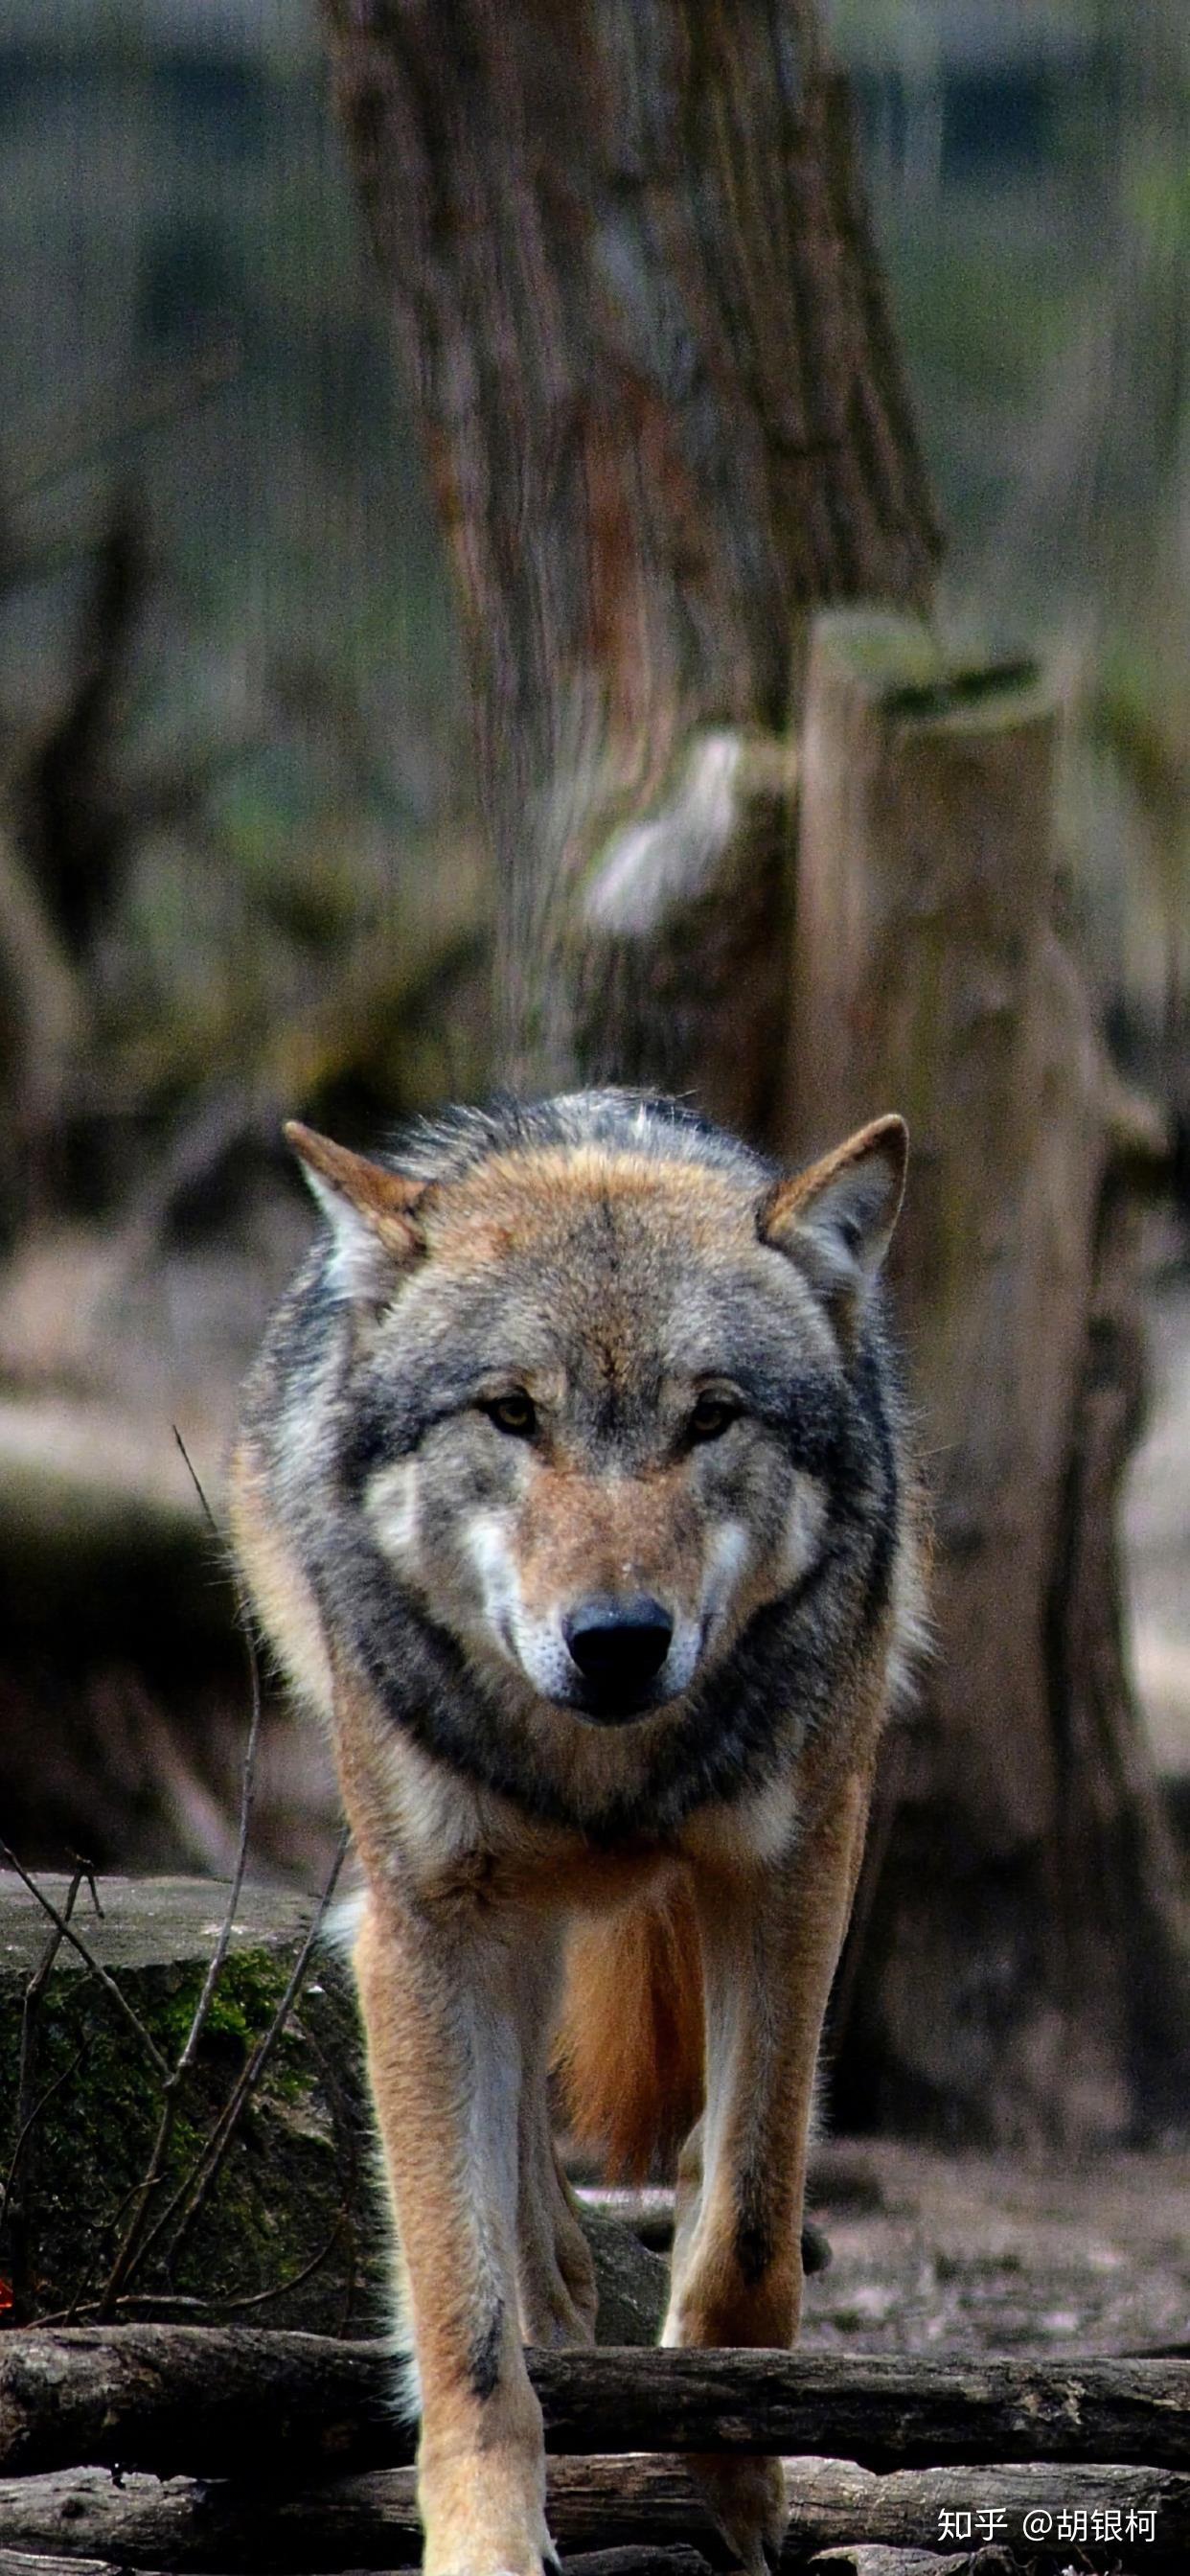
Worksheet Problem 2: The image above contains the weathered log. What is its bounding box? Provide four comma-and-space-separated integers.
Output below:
808, 2552, 977, 2576
785, 610, 1190, 2142
0, 2456, 1184, 2569
542, 2555, 714, 2576
0, 2556, 710, 2576
3, 2330, 1188, 2481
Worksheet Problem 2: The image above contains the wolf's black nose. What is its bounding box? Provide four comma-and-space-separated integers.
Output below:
563, 1595, 674, 1702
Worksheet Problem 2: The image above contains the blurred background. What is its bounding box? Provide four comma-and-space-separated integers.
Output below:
0, 0, 1186, 1884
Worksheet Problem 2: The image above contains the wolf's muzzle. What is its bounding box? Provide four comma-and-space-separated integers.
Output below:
562, 1594, 674, 1720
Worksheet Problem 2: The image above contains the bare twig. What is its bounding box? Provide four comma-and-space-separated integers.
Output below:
128, 2214, 351, 2318
8, 343, 239, 506
1, 1862, 89, 2318
94, 1440, 266, 2318
41, 2214, 351, 2328
131, 1828, 351, 2287
0, 1846, 168, 2081
0, 2041, 88, 2298
294, 2011, 362, 2334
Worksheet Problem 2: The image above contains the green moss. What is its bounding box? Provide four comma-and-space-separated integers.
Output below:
0, 1894, 386, 2333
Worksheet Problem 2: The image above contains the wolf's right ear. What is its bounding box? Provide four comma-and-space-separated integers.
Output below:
759, 1116, 907, 1324
285, 1122, 428, 1301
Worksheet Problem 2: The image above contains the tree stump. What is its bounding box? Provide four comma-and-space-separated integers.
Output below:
784, 611, 1189, 2141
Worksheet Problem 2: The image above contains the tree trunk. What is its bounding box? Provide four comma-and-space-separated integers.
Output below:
320, 0, 1189, 2139
322, 0, 938, 1121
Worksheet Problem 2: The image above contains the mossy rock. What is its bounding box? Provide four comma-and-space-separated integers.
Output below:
0, 1874, 386, 2334
0, 1874, 667, 2342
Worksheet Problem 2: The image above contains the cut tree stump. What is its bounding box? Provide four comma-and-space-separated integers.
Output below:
0, 1874, 378, 2334
785, 610, 1189, 2143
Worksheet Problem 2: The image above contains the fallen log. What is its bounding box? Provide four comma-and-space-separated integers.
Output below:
0, 2456, 1184, 2569
808, 2552, 978, 2576
0, 2554, 712, 2576
2, 2328, 1188, 2480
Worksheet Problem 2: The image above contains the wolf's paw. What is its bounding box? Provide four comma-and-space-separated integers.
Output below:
688, 2450, 789, 2575
424, 2561, 558, 2576
523, 2266, 598, 2348
419, 2437, 554, 2576
422, 2527, 558, 2576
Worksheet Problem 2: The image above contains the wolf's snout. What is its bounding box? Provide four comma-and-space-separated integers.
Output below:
562, 1595, 674, 1707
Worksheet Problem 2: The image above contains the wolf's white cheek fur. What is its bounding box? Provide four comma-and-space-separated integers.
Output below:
365, 1460, 423, 1571
464, 1507, 518, 1629
463, 1508, 566, 1689
701, 1518, 749, 1619
775, 1475, 829, 1592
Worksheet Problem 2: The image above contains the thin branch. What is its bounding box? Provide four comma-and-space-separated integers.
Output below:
0, 2043, 88, 2244
0, 1845, 168, 2080
42, 2214, 351, 2327
132, 1828, 351, 2285
1, 1862, 89, 2315
8, 342, 239, 506
295, 2011, 362, 2334
130, 2215, 350, 2318
95, 1438, 265, 2317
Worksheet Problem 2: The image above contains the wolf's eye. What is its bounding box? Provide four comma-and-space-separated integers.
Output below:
689, 1392, 740, 1443
483, 1392, 538, 1438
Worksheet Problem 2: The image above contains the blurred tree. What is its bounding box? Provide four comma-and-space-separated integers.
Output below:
321, 0, 1188, 2146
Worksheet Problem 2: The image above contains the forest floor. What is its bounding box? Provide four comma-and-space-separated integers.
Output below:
791, 2139, 1190, 2360
587, 2135, 1190, 2362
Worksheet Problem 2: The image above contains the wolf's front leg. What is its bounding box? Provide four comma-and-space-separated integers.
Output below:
665, 1768, 872, 2575
354, 1894, 556, 2576
515, 1937, 598, 2348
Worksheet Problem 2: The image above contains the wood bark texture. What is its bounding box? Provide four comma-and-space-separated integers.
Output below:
321, 0, 939, 1110
1, 2456, 1185, 2570
785, 611, 1190, 2141
3, 2328, 1188, 2480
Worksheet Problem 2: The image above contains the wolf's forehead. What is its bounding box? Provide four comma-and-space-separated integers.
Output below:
417, 1148, 751, 1298
406, 1157, 827, 1379
423, 1146, 756, 1264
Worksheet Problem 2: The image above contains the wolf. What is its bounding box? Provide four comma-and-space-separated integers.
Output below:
229, 1088, 924, 2576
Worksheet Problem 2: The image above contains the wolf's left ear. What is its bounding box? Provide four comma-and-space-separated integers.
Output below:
285, 1121, 428, 1301
759, 1116, 907, 1318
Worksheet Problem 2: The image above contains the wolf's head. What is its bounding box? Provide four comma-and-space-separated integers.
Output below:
287, 1094, 906, 1727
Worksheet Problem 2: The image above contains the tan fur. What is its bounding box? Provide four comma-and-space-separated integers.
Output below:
556, 1880, 705, 2179
226, 1445, 333, 1718
514, 1465, 704, 1622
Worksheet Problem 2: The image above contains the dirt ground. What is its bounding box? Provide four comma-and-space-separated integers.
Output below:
593, 2135, 1190, 2362
798, 2139, 1190, 2360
